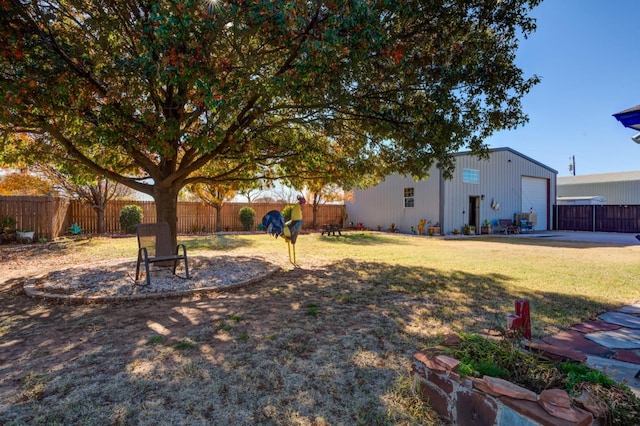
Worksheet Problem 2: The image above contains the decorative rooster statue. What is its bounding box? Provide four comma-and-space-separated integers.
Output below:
262, 195, 306, 265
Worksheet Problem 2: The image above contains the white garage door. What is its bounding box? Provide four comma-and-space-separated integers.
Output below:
521, 177, 548, 230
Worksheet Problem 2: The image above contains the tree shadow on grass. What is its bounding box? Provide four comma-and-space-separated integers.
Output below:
180, 234, 254, 251
0, 257, 621, 424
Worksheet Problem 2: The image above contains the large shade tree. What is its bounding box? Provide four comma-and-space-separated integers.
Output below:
0, 0, 541, 244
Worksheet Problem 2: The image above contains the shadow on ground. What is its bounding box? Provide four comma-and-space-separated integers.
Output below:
0, 254, 618, 424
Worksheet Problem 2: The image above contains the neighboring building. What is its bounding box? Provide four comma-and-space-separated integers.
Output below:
557, 171, 640, 205
556, 196, 606, 205
346, 147, 557, 235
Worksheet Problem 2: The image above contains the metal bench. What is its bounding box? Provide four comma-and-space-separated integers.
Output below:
135, 222, 190, 286
497, 219, 518, 234
321, 224, 342, 236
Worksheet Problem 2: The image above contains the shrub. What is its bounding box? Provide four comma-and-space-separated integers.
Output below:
239, 206, 255, 231
282, 205, 294, 222
1, 215, 16, 231
119, 205, 143, 234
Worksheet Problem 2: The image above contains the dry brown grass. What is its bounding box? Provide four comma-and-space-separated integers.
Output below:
1, 232, 640, 425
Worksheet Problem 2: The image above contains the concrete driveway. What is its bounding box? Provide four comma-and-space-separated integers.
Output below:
513, 230, 640, 246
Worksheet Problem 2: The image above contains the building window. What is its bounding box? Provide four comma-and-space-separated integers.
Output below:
462, 168, 480, 184
404, 187, 414, 208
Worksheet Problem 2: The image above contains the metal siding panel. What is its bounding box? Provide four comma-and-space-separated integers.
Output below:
558, 181, 640, 205
346, 170, 440, 232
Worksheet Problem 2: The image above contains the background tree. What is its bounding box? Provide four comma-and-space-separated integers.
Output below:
302, 183, 346, 229
37, 165, 133, 233
0, 169, 55, 196
280, 134, 368, 228
0, 0, 541, 245
188, 182, 236, 232
272, 185, 301, 204
237, 186, 266, 203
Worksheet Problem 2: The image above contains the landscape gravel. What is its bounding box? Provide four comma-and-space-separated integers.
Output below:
25, 255, 280, 300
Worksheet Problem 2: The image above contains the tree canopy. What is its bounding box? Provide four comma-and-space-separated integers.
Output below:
0, 0, 541, 242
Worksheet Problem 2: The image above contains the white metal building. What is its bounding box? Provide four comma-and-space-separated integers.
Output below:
346, 147, 557, 235
557, 171, 640, 205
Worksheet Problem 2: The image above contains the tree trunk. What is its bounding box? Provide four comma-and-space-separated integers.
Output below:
215, 206, 222, 232
153, 188, 180, 248
312, 192, 321, 229
96, 207, 105, 234
312, 203, 318, 229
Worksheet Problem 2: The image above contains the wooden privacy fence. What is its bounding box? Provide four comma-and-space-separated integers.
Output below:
555, 204, 640, 233
0, 196, 70, 240
1, 196, 346, 239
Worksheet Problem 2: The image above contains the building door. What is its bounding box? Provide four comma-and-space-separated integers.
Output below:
468, 196, 480, 230
521, 177, 548, 230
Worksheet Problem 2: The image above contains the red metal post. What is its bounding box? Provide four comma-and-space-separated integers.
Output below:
507, 314, 522, 332
515, 299, 531, 339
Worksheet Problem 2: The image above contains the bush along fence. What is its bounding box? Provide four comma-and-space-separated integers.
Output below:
0, 196, 346, 240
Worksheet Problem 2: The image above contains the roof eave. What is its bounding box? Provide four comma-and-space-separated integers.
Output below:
613, 105, 640, 131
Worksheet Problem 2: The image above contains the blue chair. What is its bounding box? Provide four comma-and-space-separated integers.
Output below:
519, 217, 533, 233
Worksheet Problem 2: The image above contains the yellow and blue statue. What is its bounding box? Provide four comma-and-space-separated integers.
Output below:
262, 195, 306, 265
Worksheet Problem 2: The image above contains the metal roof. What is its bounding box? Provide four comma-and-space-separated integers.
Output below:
454, 147, 558, 174
557, 170, 640, 185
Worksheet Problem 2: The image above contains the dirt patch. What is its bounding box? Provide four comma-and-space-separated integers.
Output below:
0, 243, 441, 425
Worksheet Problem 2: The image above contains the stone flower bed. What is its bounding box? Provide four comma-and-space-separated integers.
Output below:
411, 333, 634, 425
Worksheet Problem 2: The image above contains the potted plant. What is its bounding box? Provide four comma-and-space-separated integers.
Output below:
2, 215, 16, 232
1, 215, 17, 244
427, 222, 441, 236
481, 219, 492, 234
16, 228, 35, 243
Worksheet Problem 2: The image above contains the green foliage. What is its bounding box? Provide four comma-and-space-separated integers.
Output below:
282, 205, 294, 223
119, 205, 143, 234
306, 302, 319, 316
1, 215, 16, 231
146, 335, 166, 345
453, 334, 513, 379
170, 339, 196, 351
239, 206, 255, 231
561, 363, 616, 390
0, 0, 542, 245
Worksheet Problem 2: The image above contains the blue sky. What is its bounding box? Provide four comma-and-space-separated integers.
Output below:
485, 0, 640, 177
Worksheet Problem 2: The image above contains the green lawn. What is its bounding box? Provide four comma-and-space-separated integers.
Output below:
186, 232, 640, 336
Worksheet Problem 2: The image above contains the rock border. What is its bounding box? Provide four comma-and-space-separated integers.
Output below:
411, 335, 605, 426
